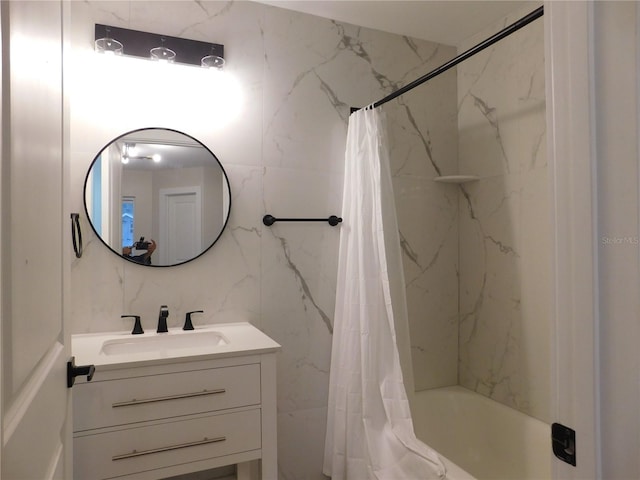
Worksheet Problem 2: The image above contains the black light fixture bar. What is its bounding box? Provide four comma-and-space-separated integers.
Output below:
95, 24, 223, 67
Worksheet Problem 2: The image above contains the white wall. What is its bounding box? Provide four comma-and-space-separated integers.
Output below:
594, 2, 640, 478
68, 2, 456, 478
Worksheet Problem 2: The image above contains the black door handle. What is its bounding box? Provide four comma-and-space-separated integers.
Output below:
67, 356, 95, 388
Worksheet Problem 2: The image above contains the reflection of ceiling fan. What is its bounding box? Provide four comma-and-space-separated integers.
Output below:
121, 142, 161, 164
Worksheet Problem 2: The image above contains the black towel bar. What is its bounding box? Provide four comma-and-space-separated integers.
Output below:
262, 214, 342, 227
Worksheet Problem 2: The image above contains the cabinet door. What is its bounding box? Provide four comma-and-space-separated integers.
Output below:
0, 1, 70, 478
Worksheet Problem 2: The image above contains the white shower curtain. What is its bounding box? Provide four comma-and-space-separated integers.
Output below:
323, 107, 446, 480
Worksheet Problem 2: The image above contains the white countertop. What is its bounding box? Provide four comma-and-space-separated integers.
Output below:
72, 322, 281, 370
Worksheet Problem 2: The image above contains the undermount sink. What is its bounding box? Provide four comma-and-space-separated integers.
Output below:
72, 322, 281, 369
100, 330, 228, 356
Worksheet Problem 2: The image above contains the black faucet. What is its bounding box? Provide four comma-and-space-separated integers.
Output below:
121, 315, 144, 335
157, 305, 169, 333
183, 310, 203, 330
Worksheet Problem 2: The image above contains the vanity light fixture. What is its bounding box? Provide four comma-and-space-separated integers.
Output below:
121, 143, 137, 164
121, 142, 162, 164
95, 24, 224, 68
124, 143, 138, 157
150, 37, 176, 63
121, 143, 129, 164
201, 45, 225, 69
94, 27, 123, 55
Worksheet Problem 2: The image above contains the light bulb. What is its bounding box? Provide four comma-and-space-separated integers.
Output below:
150, 45, 176, 63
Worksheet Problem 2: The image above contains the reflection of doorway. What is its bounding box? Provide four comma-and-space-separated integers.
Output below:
159, 186, 202, 264
122, 196, 135, 249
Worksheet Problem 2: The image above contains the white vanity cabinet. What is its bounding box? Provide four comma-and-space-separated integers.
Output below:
71, 324, 280, 480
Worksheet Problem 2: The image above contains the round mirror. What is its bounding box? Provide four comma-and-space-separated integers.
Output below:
83, 128, 231, 267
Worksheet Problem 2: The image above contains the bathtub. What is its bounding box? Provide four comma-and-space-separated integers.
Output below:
411, 386, 551, 479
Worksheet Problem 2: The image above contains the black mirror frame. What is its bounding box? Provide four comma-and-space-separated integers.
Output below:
82, 127, 232, 267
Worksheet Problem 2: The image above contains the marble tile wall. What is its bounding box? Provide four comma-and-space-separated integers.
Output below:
388, 79, 461, 391
68, 2, 457, 478
456, 4, 550, 422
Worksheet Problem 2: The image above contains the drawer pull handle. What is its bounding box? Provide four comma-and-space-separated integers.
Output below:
112, 388, 226, 408
112, 436, 226, 461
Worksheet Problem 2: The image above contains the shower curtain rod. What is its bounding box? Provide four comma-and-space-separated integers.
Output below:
354, 5, 543, 112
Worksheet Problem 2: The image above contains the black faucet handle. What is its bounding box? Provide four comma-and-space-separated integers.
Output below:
184, 310, 204, 331
157, 305, 169, 333
121, 315, 144, 335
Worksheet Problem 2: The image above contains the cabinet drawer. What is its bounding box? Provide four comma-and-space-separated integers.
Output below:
74, 364, 260, 431
74, 409, 261, 480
